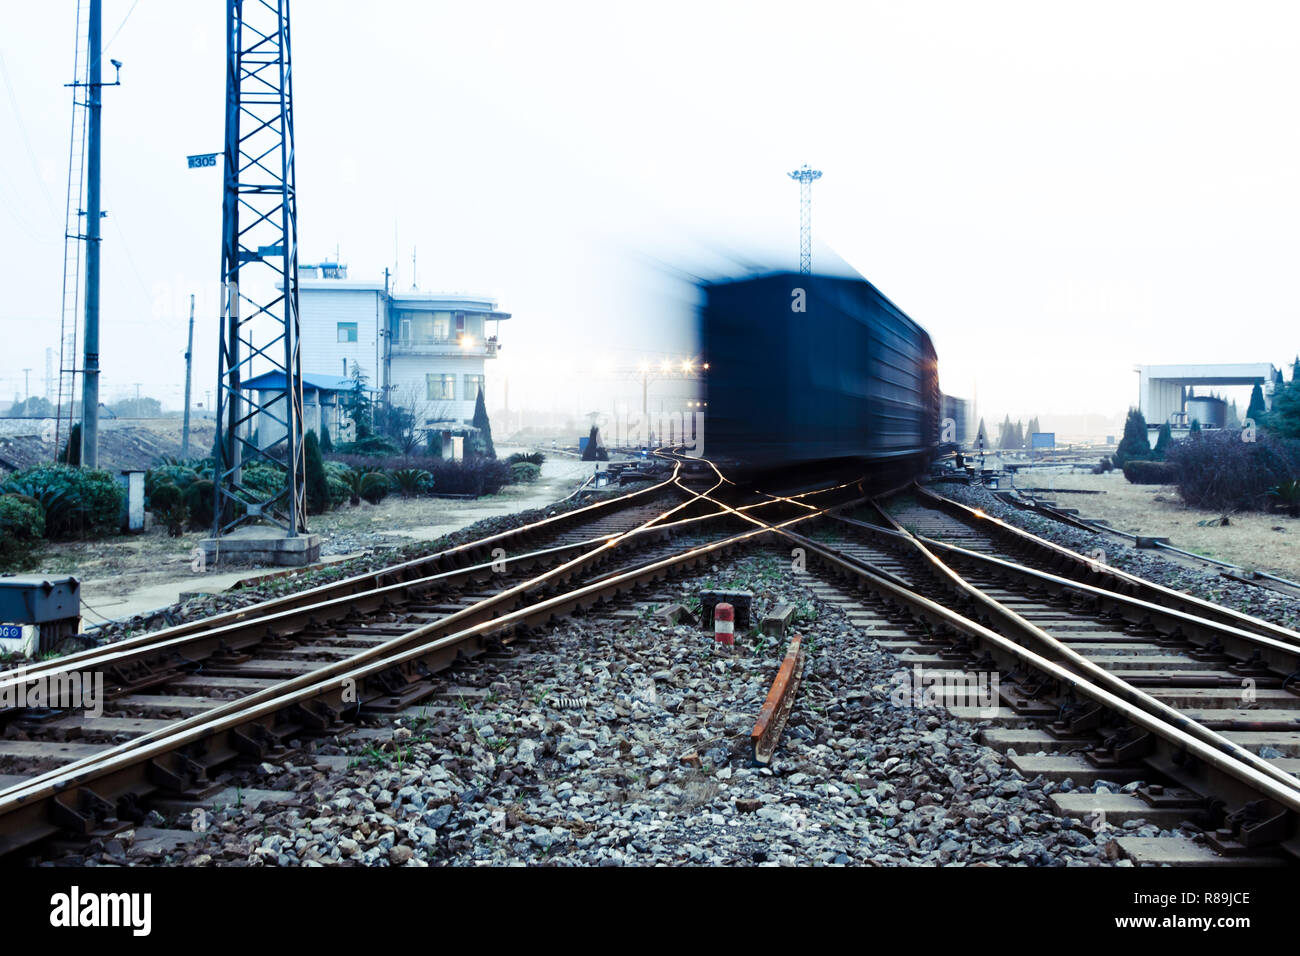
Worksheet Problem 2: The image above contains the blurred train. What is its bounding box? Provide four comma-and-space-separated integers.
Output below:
697, 271, 956, 479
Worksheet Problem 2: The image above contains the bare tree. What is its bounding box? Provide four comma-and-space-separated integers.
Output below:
385, 385, 451, 456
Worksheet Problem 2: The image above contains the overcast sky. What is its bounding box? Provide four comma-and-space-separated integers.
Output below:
2, 1, 1297, 431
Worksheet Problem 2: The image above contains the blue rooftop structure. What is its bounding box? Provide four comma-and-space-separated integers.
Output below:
237, 371, 371, 393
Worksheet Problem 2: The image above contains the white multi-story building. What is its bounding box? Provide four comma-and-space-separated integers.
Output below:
299, 261, 511, 434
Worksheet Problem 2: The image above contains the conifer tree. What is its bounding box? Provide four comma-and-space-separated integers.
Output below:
1114, 408, 1151, 466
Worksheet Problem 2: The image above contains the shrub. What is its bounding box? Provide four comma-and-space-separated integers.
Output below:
1, 465, 123, 538
186, 479, 216, 530
305, 430, 328, 515
1113, 408, 1151, 468
241, 460, 288, 500
389, 468, 433, 497
335, 435, 399, 457
1268, 479, 1300, 517
336, 467, 363, 506
1263, 377, 1300, 439
327, 454, 427, 473
146, 464, 200, 502
581, 426, 608, 461
149, 482, 188, 536
1167, 431, 1300, 512
471, 388, 496, 459
427, 458, 513, 496
1123, 460, 1179, 484
1152, 423, 1172, 460
506, 452, 546, 467
511, 461, 541, 484
0, 495, 45, 569
325, 455, 512, 498
359, 471, 390, 504
58, 423, 81, 465
326, 475, 349, 510
320, 424, 334, 454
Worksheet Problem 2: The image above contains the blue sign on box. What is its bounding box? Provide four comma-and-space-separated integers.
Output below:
0, 624, 22, 641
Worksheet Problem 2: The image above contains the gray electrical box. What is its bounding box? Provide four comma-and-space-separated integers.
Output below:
0, 576, 82, 656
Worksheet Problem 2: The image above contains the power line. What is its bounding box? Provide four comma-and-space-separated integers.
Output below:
104, 0, 142, 53
0, 48, 59, 225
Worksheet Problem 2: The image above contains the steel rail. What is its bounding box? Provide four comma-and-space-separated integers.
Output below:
0, 483, 853, 703
0, 504, 841, 850
855, 504, 1300, 798
0, 470, 861, 803
3, 469, 686, 686
912, 484, 1300, 648
835, 513, 1300, 674
918, 533, 1300, 673
780, 534, 1300, 817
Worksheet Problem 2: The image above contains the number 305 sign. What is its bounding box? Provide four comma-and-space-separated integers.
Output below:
187, 153, 218, 169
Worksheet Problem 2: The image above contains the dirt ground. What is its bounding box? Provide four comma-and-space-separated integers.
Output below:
1019, 470, 1300, 580
28, 453, 597, 625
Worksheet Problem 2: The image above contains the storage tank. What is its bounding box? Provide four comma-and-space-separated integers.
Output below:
1184, 396, 1227, 429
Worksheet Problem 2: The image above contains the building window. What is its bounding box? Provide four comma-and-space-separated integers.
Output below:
464, 375, 485, 403
337, 322, 358, 343
432, 315, 450, 341
426, 373, 456, 401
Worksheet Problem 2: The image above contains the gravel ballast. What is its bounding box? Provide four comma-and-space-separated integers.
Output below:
75, 551, 1189, 868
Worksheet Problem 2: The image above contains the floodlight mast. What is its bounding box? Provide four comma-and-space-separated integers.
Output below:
787, 164, 823, 275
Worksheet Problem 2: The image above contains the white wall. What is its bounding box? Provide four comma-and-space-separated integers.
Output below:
300, 287, 383, 385
390, 353, 487, 424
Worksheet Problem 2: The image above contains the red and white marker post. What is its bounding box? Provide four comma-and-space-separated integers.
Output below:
714, 602, 735, 653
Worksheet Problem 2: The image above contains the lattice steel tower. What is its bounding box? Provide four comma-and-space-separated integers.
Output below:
214, 0, 305, 537
787, 164, 822, 274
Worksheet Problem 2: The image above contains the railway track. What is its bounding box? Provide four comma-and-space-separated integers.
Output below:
0, 456, 870, 860
10, 451, 1296, 868
779, 485, 1300, 865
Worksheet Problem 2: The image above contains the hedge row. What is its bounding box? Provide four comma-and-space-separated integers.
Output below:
1, 465, 124, 539
1122, 460, 1179, 484
137, 450, 532, 533
1166, 431, 1300, 512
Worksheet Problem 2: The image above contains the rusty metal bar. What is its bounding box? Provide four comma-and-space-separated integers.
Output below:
751, 634, 804, 764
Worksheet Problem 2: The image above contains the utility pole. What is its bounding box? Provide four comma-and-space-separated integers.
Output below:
181, 293, 195, 458
22, 369, 31, 401
380, 267, 391, 408
787, 164, 823, 275
77, 0, 121, 468
80, 0, 103, 467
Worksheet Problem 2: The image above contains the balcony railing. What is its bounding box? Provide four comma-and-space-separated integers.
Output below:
392, 335, 499, 357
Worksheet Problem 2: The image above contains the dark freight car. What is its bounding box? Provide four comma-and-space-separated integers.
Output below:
699, 272, 939, 472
